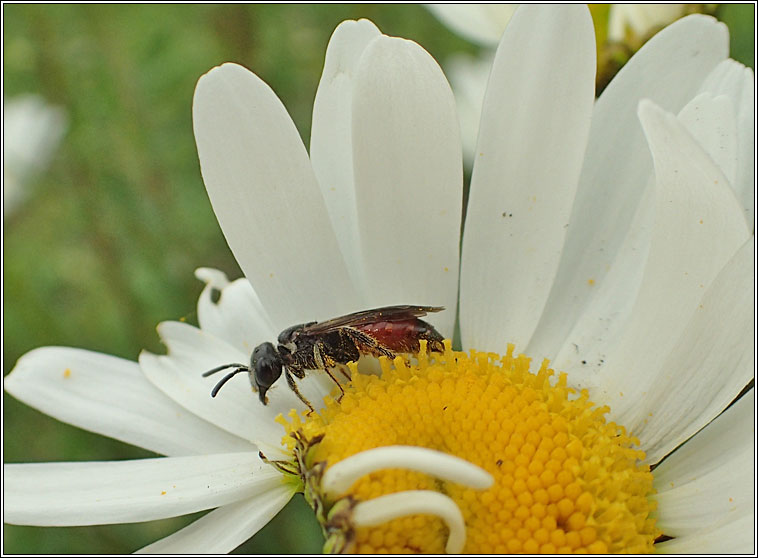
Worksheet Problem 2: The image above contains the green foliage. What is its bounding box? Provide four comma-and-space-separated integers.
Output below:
718, 3, 755, 69
3, 4, 753, 554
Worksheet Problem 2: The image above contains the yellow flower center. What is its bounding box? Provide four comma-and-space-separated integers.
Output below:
278, 341, 660, 554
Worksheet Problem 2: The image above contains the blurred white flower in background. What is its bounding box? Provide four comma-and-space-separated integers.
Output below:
608, 4, 689, 41
440, 53, 493, 173
426, 4, 514, 168
425, 4, 516, 47
3, 94, 68, 217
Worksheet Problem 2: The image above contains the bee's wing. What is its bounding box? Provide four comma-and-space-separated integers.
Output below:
300, 305, 444, 335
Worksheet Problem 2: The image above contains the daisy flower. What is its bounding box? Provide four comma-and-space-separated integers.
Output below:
3, 94, 68, 216
4, 5, 754, 555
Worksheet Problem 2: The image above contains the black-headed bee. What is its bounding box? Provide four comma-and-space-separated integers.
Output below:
203, 305, 445, 411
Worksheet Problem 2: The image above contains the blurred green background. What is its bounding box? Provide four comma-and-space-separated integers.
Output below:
3, 4, 754, 554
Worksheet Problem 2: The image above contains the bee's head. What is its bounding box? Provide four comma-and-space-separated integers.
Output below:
251, 342, 283, 404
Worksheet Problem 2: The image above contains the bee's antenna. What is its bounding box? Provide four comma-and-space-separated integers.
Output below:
202, 363, 247, 378
209, 367, 250, 398
202, 363, 250, 398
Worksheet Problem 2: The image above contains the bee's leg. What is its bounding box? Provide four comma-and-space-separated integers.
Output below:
336, 364, 352, 382
284, 369, 314, 413
313, 343, 346, 401
288, 365, 306, 379
343, 328, 397, 360
258, 450, 299, 476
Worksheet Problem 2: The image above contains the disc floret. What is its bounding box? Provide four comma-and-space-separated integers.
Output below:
278, 341, 660, 553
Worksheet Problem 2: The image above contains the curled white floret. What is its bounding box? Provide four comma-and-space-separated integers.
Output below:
321, 445, 493, 498
194, 267, 231, 290
352, 490, 467, 553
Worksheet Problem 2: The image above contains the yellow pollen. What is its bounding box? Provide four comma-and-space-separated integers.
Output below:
280, 341, 660, 554
63, 368, 72, 379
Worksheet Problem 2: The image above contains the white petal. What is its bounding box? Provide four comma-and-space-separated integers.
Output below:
528, 15, 729, 360
460, 4, 595, 354
653, 390, 754, 549
352, 490, 467, 554
551, 177, 655, 384
192, 63, 360, 330
698, 59, 755, 226
195, 268, 276, 355
656, 514, 755, 554
635, 236, 754, 464
425, 4, 516, 46
534, 95, 739, 389
136, 483, 295, 554
322, 446, 493, 498
140, 321, 299, 448
654, 389, 753, 495
596, 101, 750, 426
4, 347, 251, 456
310, 19, 382, 294
350, 34, 462, 335
677, 93, 737, 186
4, 453, 281, 526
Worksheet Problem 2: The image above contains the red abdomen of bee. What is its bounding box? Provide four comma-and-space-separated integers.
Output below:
353, 319, 443, 354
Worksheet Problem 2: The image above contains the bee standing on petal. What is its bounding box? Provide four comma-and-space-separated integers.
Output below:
203, 305, 446, 410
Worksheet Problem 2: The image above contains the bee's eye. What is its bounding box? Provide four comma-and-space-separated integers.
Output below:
252, 342, 282, 390
255, 359, 282, 389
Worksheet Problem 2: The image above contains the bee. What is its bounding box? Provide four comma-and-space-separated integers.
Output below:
203, 305, 445, 411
